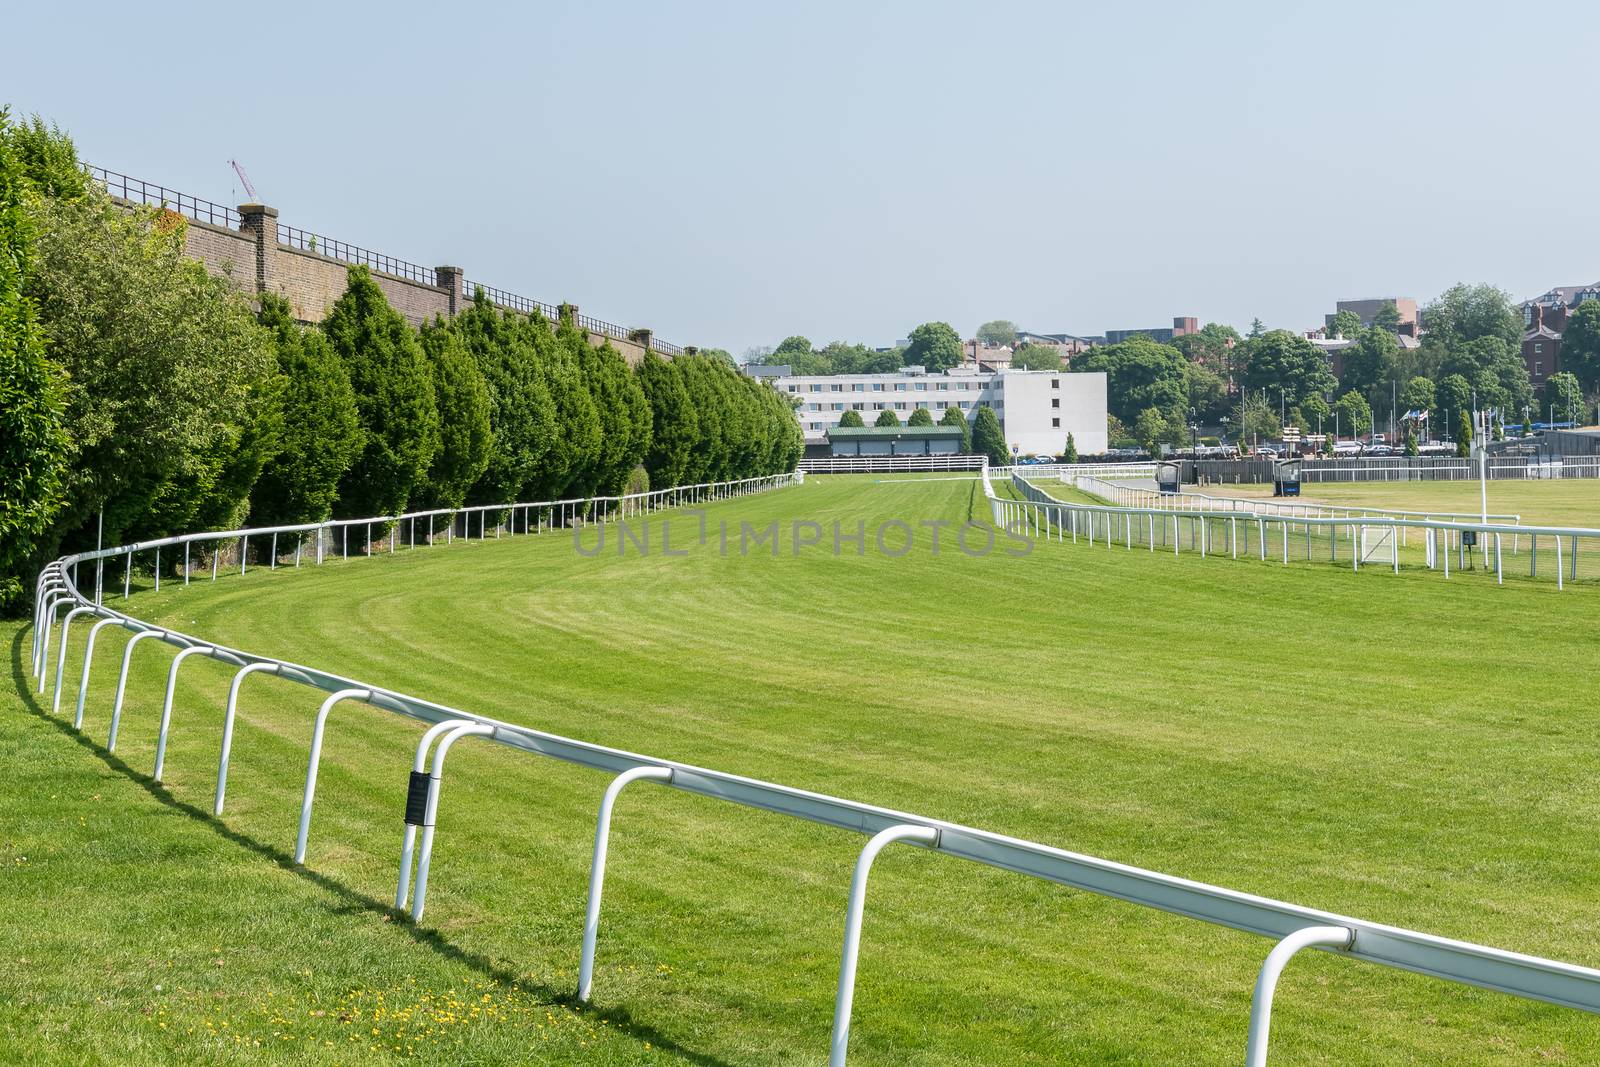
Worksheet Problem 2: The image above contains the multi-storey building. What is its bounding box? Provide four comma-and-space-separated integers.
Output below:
761, 365, 1108, 456
1324, 298, 1418, 333
1520, 283, 1600, 389
1103, 317, 1197, 345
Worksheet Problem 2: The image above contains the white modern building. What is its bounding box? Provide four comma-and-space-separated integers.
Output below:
756, 365, 1108, 457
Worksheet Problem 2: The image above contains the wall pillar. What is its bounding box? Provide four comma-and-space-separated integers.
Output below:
237, 203, 278, 296
558, 302, 579, 329
435, 265, 464, 315
629, 328, 653, 351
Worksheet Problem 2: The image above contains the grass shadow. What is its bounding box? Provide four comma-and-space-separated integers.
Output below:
8, 623, 736, 1067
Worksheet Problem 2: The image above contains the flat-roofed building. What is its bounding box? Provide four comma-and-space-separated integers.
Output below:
767, 365, 1108, 457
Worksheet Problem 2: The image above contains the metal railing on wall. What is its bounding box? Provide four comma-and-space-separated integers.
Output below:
85, 164, 240, 228
276, 223, 436, 285
84, 162, 687, 352
28, 465, 1600, 1063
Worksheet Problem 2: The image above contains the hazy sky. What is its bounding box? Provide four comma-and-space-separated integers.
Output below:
9, 1, 1598, 355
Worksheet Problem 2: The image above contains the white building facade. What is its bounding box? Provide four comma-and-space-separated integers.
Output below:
764, 365, 1108, 457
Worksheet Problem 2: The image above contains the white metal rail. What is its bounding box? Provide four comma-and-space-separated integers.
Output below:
25, 467, 1600, 1063
997, 472, 1595, 589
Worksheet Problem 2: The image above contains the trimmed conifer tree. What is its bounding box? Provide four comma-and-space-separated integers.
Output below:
419, 318, 492, 511
938, 404, 971, 452
972, 405, 1008, 465
454, 292, 556, 506
325, 265, 439, 518
907, 407, 935, 427
637, 352, 698, 487
248, 293, 363, 525
836, 409, 865, 428
875, 409, 901, 427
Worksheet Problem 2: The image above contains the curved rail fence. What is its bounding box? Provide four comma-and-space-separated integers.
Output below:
992, 470, 1600, 589
27, 469, 1600, 1064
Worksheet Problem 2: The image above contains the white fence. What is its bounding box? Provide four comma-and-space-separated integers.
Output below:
799, 455, 986, 473
25, 465, 1600, 1063
994, 471, 1598, 589
1077, 475, 1522, 527
1299, 457, 1600, 482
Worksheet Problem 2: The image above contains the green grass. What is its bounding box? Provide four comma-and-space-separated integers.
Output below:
5, 474, 1600, 1064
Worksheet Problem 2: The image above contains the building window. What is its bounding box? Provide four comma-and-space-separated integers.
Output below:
894, 402, 906, 410
851, 383, 864, 392
872, 403, 885, 410
809, 384, 822, 392
1051, 398, 1060, 408
894, 383, 907, 391
916, 401, 929, 409
831, 403, 843, 411
958, 401, 970, 409
1535, 362, 1543, 377
851, 403, 864, 410
1051, 417, 1060, 428
915, 382, 927, 391
872, 383, 884, 391
830, 384, 843, 392
1051, 379, 1060, 389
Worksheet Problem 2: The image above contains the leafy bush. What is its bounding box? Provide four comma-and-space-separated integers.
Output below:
0, 109, 69, 612
836, 409, 865, 428
906, 408, 935, 427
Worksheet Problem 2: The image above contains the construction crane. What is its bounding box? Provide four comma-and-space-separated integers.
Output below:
228, 159, 257, 201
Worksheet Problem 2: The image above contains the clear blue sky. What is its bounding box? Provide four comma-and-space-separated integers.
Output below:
9, 1, 1598, 355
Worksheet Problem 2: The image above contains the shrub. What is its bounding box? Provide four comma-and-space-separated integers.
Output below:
875, 409, 901, 427
836, 409, 865, 428
419, 318, 492, 510
906, 408, 935, 427
0, 108, 69, 613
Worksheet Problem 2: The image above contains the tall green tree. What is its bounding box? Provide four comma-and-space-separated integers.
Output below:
1333, 391, 1372, 439
976, 320, 1018, 346
1073, 336, 1187, 426
1327, 309, 1364, 339
248, 294, 363, 526
454, 293, 557, 505
1400, 375, 1435, 417
906, 407, 935, 427
904, 321, 963, 372
971, 405, 1008, 465
938, 404, 971, 452
27, 155, 278, 547
875, 409, 901, 427
575, 334, 651, 496
835, 408, 865, 428
1542, 371, 1584, 424
1241, 329, 1336, 410
1172, 322, 1241, 378
325, 265, 439, 518
1061, 432, 1078, 463
1434, 374, 1470, 428
637, 352, 699, 486
0, 108, 69, 612
543, 323, 604, 495
1456, 409, 1473, 456
1558, 300, 1600, 394
1010, 342, 1062, 370
1372, 300, 1403, 333
419, 319, 492, 511
1183, 360, 1228, 422
1340, 327, 1397, 396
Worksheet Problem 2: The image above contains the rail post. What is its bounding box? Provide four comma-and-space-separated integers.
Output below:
1244, 925, 1353, 1067
829, 824, 939, 1066
578, 765, 673, 1002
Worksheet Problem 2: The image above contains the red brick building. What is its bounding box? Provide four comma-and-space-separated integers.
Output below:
1520, 283, 1600, 389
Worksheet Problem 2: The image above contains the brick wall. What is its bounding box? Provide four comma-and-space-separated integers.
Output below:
110, 185, 671, 366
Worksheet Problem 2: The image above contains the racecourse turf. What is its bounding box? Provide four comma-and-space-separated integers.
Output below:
4, 473, 1600, 1064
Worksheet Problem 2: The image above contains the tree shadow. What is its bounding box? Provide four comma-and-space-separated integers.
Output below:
7, 624, 737, 1067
